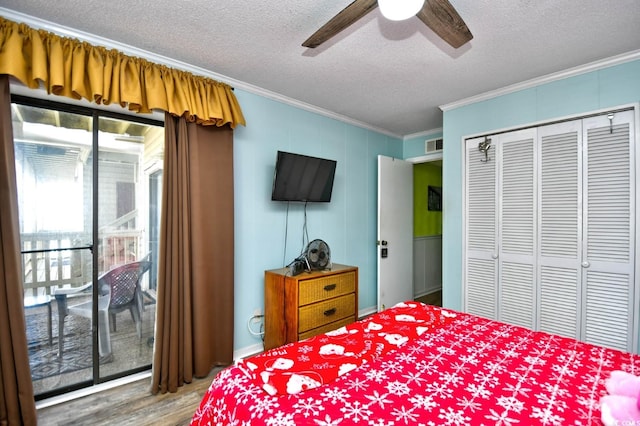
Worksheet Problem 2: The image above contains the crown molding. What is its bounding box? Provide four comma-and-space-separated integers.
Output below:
440, 49, 640, 112
403, 127, 442, 141
0, 8, 402, 140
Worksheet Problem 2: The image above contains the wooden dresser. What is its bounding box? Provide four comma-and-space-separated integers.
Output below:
264, 264, 358, 350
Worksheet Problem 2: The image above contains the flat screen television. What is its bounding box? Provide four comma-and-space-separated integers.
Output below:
271, 151, 337, 202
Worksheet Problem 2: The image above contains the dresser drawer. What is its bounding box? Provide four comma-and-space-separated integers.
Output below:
299, 317, 354, 341
298, 272, 356, 306
298, 293, 355, 334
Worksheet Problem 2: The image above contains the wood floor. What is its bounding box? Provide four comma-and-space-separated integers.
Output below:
37, 369, 220, 426
415, 290, 442, 307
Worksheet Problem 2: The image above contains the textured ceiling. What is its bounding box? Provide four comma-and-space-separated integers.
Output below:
1, 1, 640, 137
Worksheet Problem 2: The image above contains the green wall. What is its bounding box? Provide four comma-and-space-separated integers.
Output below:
413, 162, 442, 237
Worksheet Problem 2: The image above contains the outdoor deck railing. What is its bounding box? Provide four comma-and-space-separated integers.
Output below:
21, 230, 143, 297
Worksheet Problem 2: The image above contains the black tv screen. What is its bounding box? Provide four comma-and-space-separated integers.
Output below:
271, 151, 337, 202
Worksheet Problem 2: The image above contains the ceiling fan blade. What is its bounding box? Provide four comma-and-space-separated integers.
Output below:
416, 0, 473, 48
302, 0, 378, 48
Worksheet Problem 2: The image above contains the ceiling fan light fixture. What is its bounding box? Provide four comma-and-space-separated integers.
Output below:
378, 0, 425, 21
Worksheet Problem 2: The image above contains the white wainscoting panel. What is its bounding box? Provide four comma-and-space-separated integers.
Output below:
413, 235, 442, 297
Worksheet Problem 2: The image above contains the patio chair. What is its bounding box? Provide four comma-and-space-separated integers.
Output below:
54, 259, 150, 358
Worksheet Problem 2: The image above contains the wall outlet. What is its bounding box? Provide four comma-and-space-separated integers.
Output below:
253, 308, 263, 317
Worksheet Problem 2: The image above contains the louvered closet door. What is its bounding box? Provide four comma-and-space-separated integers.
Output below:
497, 129, 536, 328
581, 111, 635, 352
537, 120, 582, 339
465, 137, 498, 318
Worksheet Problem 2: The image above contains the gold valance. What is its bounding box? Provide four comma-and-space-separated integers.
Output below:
0, 16, 245, 128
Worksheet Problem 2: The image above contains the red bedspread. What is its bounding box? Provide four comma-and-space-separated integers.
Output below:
191, 303, 640, 425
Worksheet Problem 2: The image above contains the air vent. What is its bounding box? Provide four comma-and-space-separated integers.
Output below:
425, 138, 443, 153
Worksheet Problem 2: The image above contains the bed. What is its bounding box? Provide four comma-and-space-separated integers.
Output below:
191, 301, 639, 425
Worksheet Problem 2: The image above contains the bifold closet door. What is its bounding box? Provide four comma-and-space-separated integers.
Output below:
581, 111, 635, 352
497, 129, 536, 328
464, 137, 498, 319
537, 120, 582, 339
464, 130, 537, 326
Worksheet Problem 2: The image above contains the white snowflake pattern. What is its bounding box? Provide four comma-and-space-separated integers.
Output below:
365, 390, 393, 409
503, 382, 531, 399
515, 363, 541, 377
415, 338, 436, 348
235, 384, 264, 405
313, 414, 344, 425
436, 346, 456, 356
396, 351, 417, 364
406, 344, 427, 357
415, 359, 439, 374
298, 344, 315, 354
265, 410, 297, 426
252, 395, 282, 417
409, 393, 437, 410
293, 397, 326, 418
367, 419, 393, 426
365, 368, 388, 383
386, 380, 411, 396
298, 354, 311, 362
473, 371, 500, 389
438, 407, 471, 425
575, 394, 597, 410
472, 344, 496, 357
483, 361, 507, 376
496, 396, 524, 413
340, 400, 374, 422
465, 382, 491, 399
381, 359, 404, 374
391, 405, 420, 424
425, 381, 454, 399
499, 345, 523, 359
321, 387, 350, 404
401, 371, 429, 386
484, 408, 520, 426
347, 377, 370, 392
458, 354, 479, 366
221, 373, 248, 393
440, 371, 463, 387
456, 396, 482, 412
530, 404, 564, 425
425, 352, 446, 365
524, 355, 547, 367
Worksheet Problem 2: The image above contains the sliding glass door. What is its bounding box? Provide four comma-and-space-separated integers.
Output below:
12, 96, 163, 399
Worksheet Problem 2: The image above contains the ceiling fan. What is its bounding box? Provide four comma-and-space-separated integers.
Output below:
302, 0, 473, 49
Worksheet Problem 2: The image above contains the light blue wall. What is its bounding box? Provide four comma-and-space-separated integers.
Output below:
440, 59, 640, 351
403, 131, 443, 159
232, 90, 402, 351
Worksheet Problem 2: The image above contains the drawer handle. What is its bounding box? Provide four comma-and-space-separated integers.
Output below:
324, 308, 337, 316
324, 284, 337, 291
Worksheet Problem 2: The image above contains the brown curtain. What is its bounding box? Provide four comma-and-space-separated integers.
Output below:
151, 113, 234, 394
0, 16, 245, 128
0, 74, 37, 424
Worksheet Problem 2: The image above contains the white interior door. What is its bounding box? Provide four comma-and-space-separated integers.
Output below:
377, 155, 413, 311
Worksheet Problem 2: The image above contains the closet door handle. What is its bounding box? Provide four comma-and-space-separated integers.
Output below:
491, 253, 498, 259
581, 261, 590, 268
